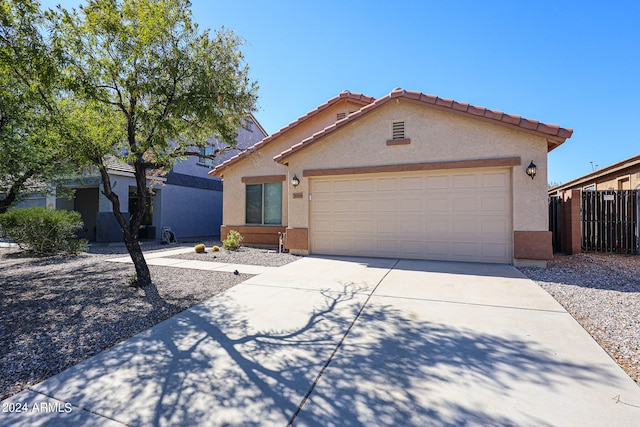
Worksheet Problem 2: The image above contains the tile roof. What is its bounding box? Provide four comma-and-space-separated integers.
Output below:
274, 88, 574, 163
549, 153, 640, 193
209, 91, 375, 176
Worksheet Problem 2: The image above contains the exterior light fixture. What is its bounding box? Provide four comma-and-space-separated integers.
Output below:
291, 174, 300, 187
526, 161, 537, 180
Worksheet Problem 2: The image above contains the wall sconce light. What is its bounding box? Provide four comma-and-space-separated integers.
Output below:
526, 161, 537, 180
291, 174, 300, 187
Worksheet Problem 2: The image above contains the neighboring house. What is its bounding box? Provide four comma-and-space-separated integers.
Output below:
17, 114, 267, 242
549, 154, 640, 194
547, 154, 640, 256
211, 89, 573, 265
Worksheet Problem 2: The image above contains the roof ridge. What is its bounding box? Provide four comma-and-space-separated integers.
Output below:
273, 89, 573, 163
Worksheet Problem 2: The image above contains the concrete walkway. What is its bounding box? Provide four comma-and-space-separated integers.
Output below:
2, 257, 639, 426
106, 247, 276, 275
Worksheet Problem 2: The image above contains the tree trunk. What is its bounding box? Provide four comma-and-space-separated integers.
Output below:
97, 162, 153, 287
0, 171, 33, 214
123, 230, 152, 286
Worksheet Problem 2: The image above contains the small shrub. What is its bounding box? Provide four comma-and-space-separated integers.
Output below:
194, 243, 206, 253
0, 207, 87, 256
223, 230, 243, 251
211, 245, 220, 252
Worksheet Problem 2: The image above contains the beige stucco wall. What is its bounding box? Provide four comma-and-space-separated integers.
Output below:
220, 99, 366, 226
594, 169, 640, 190
284, 100, 550, 234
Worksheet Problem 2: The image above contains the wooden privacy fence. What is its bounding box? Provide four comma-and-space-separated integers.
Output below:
581, 190, 638, 253
548, 196, 563, 253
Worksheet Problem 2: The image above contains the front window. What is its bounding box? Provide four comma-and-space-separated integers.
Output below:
246, 182, 282, 225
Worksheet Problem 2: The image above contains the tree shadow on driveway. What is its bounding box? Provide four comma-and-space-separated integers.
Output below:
19, 274, 622, 427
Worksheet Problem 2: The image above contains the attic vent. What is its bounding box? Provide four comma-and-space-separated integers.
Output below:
336, 112, 347, 120
392, 121, 405, 140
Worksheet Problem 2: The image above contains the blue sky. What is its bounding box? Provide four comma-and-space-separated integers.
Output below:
44, 1, 640, 185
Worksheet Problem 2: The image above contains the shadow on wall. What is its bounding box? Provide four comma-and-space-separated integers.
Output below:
23, 281, 613, 426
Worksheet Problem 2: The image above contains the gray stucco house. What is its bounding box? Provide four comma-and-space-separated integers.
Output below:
18, 115, 267, 242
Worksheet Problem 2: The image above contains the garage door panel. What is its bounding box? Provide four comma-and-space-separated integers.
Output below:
310, 168, 512, 263
453, 241, 480, 258
313, 200, 332, 213
425, 198, 450, 212
482, 172, 509, 188
482, 195, 509, 211
354, 179, 375, 192
332, 220, 351, 233
426, 175, 449, 190
376, 240, 398, 253
482, 219, 510, 236
453, 218, 479, 234
312, 219, 332, 233
426, 219, 450, 233
376, 221, 398, 233
332, 180, 353, 192
313, 180, 333, 193
334, 200, 352, 213
377, 199, 397, 212
377, 178, 397, 191
401, 219, 424, 234
354, 220, 375, 233
400, 198, 422, 212
482, 243, 509, 259
452, 174, 477, 189
425, 241, 451, 256
453, 198, 477, 212
401, 240, 425, 256
354, 238, 374, 252
400, 177, 422, 190
354, 199, 375, 212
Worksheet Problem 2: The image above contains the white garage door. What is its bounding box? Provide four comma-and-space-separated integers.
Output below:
310, 168, 512, 263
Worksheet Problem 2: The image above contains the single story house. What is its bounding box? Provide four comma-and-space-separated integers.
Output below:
549, 154, 640, 194
212, 89, 573, 265
18, 115, 267, 242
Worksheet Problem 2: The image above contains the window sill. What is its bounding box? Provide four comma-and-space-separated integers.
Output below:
386, 138, 411, 146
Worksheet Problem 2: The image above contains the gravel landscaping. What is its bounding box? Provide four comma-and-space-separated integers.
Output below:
519, 253, 640, 387
0, 242, 299, 401
171, 244, 301, 266
3, 243, 638, 402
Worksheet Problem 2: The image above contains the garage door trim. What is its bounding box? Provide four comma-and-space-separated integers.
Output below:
303, 156, 521, 177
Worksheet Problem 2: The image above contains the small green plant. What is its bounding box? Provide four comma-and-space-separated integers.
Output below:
128, 275, 138, 287
211, 245, 220, 252
0, 207, 87, 255
194, 243, 206, 253
223, 230, 243, 251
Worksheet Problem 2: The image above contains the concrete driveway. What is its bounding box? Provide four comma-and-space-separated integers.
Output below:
2, 257, 639, 426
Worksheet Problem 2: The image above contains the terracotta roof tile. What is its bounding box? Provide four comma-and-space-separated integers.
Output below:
435, 97, 454, 108
405, 90, 422, 101
557, 128, 573, 139
502, 113, 521, 125
273, 88, 573, 163
467, 105, 486, 116
519, 118, 539, 130
420, 93, 438, 104
536, 123, 560, 135
452, 101, 469, 112
484, 109, 503, 121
